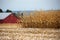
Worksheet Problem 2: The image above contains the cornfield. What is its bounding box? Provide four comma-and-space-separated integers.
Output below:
22, 10, 60, 28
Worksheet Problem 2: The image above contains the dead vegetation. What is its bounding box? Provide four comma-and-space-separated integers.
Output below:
22, 10, 60, 28
0, 22, 23, 28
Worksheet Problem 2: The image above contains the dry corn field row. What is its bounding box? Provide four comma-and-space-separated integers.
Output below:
22, 10, 60, 28
0, 28, 59, 40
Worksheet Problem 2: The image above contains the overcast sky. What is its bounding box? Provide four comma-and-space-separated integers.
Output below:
0, 0, 60, 11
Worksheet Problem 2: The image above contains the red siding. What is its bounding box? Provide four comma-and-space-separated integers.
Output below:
0, 20, 3, 23
0, 14, 19, 23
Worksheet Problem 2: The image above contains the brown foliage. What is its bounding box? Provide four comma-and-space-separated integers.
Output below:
22, 10, 60, 28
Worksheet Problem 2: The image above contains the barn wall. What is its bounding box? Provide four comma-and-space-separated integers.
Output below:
0, 20, 3, 23
2, 14, 19, 23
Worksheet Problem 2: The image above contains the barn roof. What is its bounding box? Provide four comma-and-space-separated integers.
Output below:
0, 13, 11, 20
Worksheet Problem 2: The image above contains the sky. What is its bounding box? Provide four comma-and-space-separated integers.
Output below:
0, 0, 60, 11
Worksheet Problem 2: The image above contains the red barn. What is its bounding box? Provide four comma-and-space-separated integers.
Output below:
0, 13, 20, 23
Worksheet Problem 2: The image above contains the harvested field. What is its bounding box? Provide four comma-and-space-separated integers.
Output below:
0, 28, 59, 40
0, 23, 22, 28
